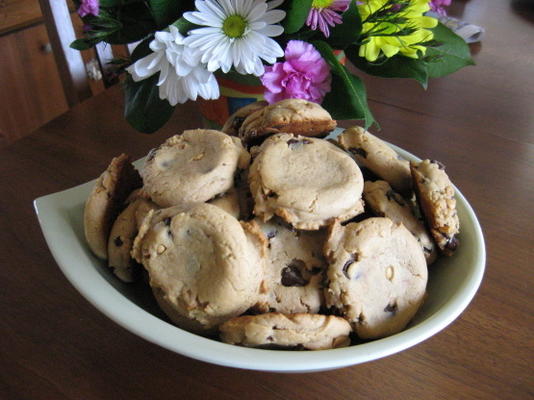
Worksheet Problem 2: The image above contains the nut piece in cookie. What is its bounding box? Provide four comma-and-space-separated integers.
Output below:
107, 197, 158, 282
84, 154, 142, 259
243, 218, 327, 314
222, 100, 268, 136
410, 159, 460, 256
324, 218, 428, 339
141, 129, 250, 208
239, 98, 337, 145
249, 133, 364, 230
219, 313, 352, 350
338, 126, 412, 194
363, 180, 437, 264
137, 203, 264, 334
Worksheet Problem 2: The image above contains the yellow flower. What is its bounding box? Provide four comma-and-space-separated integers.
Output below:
358, 0, 438, 62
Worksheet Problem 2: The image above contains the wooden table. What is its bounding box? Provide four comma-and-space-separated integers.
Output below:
1, 0, 532, 398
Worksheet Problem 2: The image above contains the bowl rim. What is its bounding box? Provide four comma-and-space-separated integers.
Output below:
33, 141, 486, 373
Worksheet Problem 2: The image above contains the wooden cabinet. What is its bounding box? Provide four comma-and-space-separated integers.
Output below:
0, 0, 109, 148
0, 22, 69, 147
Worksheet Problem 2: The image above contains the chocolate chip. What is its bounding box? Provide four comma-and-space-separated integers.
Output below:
163, 217, 172, 226
349, 147, 368, 158
431, 159, 446, 170
281, 259, 309, 286
232, 116, 245, 131
361, 168, 380, 181
311, 266, 323, 275
445, 235, 459, 251
384, 302, 398, 314
342, 253, 359, 279
386, 189, 406, 207
114, 236, 123, 247
266, 230, 277, 240
287, 138, 312, 149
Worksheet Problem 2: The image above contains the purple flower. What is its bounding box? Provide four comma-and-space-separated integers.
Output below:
429, 0, 452, 16
306, 0, 350, 38
78, 0, 99, 17
260, 40, 331, 104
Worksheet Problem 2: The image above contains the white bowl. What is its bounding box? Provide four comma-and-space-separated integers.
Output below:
34, 139, 485, 373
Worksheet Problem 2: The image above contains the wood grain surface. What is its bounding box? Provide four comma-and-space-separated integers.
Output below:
0, 0, 532, 399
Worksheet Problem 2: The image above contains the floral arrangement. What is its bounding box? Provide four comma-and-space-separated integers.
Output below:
71, 0, 472, 133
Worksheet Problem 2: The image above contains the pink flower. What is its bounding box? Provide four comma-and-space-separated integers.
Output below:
261, 40, 331, 104
306, 0, 350, 38
78, 0, 99, 17
429, 0, 452, 16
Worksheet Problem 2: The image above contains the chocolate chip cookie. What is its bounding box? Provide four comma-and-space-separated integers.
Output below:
219, 312, 352, 350
222, 100, 268, 137
338, 126, 412, 194
243, 218, 327, 314
107, 197, 158, 282
363, 180, 437, 264
411, 159, 460, 256
84, 154, 142, 259
136, 203, 264, 333
249, 133, 365, 230
238, 98, 337, 145
141, 129, 250, 208
324, 218, 428, 339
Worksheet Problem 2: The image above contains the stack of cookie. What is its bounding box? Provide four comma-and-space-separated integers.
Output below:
83, 99, 460, 351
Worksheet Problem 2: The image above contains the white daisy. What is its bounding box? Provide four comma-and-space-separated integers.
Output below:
183, 0, 286, 76
126, 25, 219, 106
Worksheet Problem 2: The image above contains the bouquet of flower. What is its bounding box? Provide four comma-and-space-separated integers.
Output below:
72, 0, 472, 133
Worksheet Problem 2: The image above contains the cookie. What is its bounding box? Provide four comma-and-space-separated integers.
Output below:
107, 197, 158, 282
208, 187, 240, 219
219, 313, 352, 350
410, 159, 460, 256
141, 129, 250, 208
238, 98, 337, 145
249, 133, 365, 230
338, 126, 412, 194
222, 100, 268, 137
324, 218, 428, 339
136, 203, 264, 333
363, 180, 437, 264
243, 219, 327, 314
84, 154, 142, 259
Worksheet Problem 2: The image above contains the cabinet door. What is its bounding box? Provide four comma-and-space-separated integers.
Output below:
0, 23, 69, 146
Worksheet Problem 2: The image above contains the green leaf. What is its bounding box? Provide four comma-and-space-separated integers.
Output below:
99, 0, 123, 7
148, 0, 182, 28
128, 36, 153, 63
130, 36, 153, 62
105, 3, 157, 44
328, 0, 362, 49
281, 0, 313, 34
123, 74, 175, 133
172, 16, 197, 35
424, 22, 474, 78
216, 70, 262, 86
313, 40, 375, 128
70, 38, 98, 50
346, 45, 429, 88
